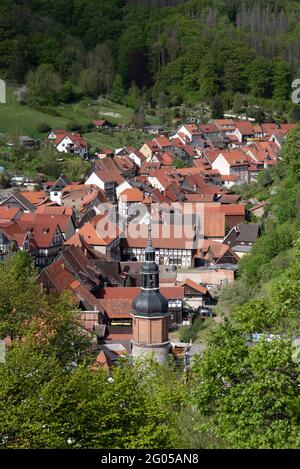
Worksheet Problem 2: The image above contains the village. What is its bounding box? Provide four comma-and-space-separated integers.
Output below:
0, 117, 295, 367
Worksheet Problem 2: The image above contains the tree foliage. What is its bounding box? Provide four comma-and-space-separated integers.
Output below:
0, 0, 298, 108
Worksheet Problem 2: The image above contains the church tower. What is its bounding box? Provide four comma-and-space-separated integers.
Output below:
131, 228, 170, 363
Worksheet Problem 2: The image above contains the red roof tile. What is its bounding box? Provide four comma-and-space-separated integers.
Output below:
119, 188, 144, 202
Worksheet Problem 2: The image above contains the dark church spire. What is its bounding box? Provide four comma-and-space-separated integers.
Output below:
132, 222, 168, 317
131, 221, 170, 363
145, 222, 155, 263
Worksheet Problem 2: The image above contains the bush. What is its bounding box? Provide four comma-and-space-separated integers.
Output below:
66, 122, 84, 133
37, 123, 51, 133
179, 326, 196, 343
31, 104, 61, 116
179, 318, 203, 343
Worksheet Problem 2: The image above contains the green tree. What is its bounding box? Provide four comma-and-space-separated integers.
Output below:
289, 106, 300, 123
78, 68, 100, 97
174, 159, 185, 169
272, 59, 292, 101
27, 64, 62, 106
60, 81, 78, 103
211, 95, 224, 119
0, 252, 38, 340
199, 55, 220, 98
38, 149, 61, 178
192, 320, 300, 448
123, 81, 142, 109
232, 92, 243, 114
110, 74, 125, 103
248, 58, 273, 98
0, 340, 188, 449
62, 158, 90, 181
131, 105, 145, 129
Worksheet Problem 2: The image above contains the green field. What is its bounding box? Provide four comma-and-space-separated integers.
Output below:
0, 86, 157, 143
83, 130, 152, 152
0, 87, 69, 138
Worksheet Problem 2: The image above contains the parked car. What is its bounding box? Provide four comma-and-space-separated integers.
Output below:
198, 307, 216, 318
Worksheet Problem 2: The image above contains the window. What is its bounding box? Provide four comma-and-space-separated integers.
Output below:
110, 319, 132, 326
149, 276, 155, 288
169, 258, 182, 266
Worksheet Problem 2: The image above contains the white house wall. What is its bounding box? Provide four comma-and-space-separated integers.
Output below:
85, 173, 105, 190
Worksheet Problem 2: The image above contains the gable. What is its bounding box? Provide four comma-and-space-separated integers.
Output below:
50, 226, 64, 247
51, 175, 69, 192
0, 193, 35, 212
0, 230, 10, 245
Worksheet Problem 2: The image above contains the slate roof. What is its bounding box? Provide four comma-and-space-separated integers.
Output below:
0, 192, 36, 212
235, 223, 260, 243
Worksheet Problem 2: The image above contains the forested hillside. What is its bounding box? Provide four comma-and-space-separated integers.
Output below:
1, 0, 300, 108
218, 124, 300, 314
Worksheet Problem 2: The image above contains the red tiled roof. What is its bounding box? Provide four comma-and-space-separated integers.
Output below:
0, 206, 20, 221
36, 205, 73, 216
279, 123, 296, 134
214, 119, 235, 129
220, 204, 245, 216
54, 132, 88, 148
102, 286, 184, 300
219, 175, 239, 182
199, 123, 219, 134
39, 259, 100, 309
158, 151, 175, 166
81, 188, 106, 207
99, 286, 184, 318
184, 145, 198, 157
171, 138, 185, 148
93, 120, 109, 127
253, 124, 263, 133
65, 214, 120, 247
3, 217, 62, 248
217, 150, 249, 166
184, 194, 215, 203
235, 121, 254, 135
196, 239, 239, 263
261, 123, 278, 136
0, 222, 29, 246
202, 149, 221, 164
20, 191, 48, 206
119, 188, 144, 202
184, 124, 202, 135
203, 205, 226, 238
143, 140, 160, 151
140, 162, 162, 174
218, 194, 241, 204
39, 259, 79, 304
249, 201, 268, 212
179, 278, 208, 295
125, 226, 198, 249
95, 350, 113, 370
154, 135, 171, 148
20, 211, 72, 234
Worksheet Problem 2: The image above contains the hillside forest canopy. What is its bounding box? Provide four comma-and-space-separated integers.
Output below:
1, 0, 300, 110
